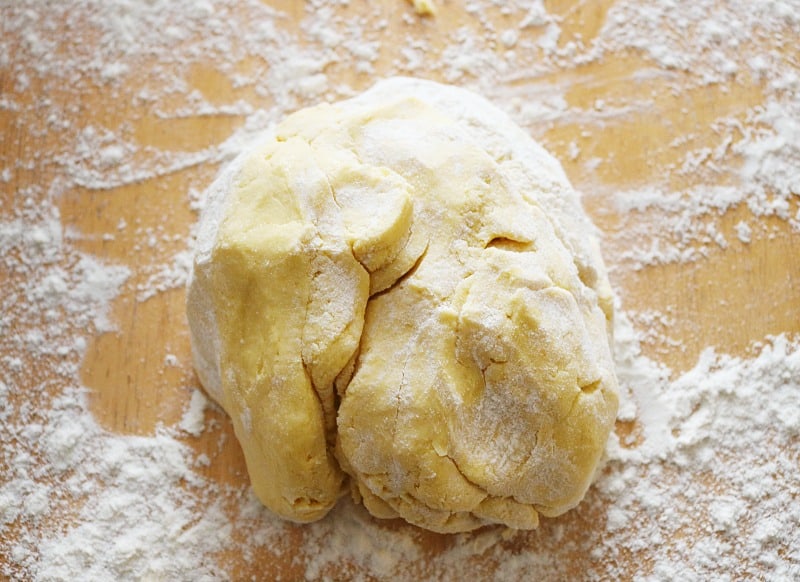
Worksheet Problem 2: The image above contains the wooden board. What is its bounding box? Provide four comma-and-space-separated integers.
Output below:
2, 1, 799, 579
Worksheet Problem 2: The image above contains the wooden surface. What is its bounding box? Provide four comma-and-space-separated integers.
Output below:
3, 1, 799, 579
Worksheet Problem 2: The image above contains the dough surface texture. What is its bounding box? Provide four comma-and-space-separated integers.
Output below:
187, 78, 619, 533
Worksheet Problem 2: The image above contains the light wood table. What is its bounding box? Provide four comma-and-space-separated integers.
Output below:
3, 1, 798, 579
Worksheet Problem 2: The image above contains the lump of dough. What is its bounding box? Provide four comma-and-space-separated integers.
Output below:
187, 77, 618, 532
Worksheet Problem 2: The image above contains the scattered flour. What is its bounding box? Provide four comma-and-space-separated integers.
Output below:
178, 389, 209, 437
735, 220, 752, 244
1, 0, 798, 580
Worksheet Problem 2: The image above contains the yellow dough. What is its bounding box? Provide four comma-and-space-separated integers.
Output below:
187, 78, 618, 533
408, 0, 436, 16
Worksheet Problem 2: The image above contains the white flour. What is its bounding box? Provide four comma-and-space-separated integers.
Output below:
1, 0, 798, 580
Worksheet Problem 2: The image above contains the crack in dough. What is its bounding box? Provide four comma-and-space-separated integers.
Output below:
187, 78, 619, 532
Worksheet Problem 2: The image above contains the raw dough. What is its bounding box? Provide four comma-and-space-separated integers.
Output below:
187, 78, 618, 533
408, 0, 436, 16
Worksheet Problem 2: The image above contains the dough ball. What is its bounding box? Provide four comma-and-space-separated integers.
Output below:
187, 78, 618, 533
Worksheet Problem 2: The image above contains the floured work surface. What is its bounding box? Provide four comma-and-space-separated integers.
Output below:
1, 1, 799, 580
